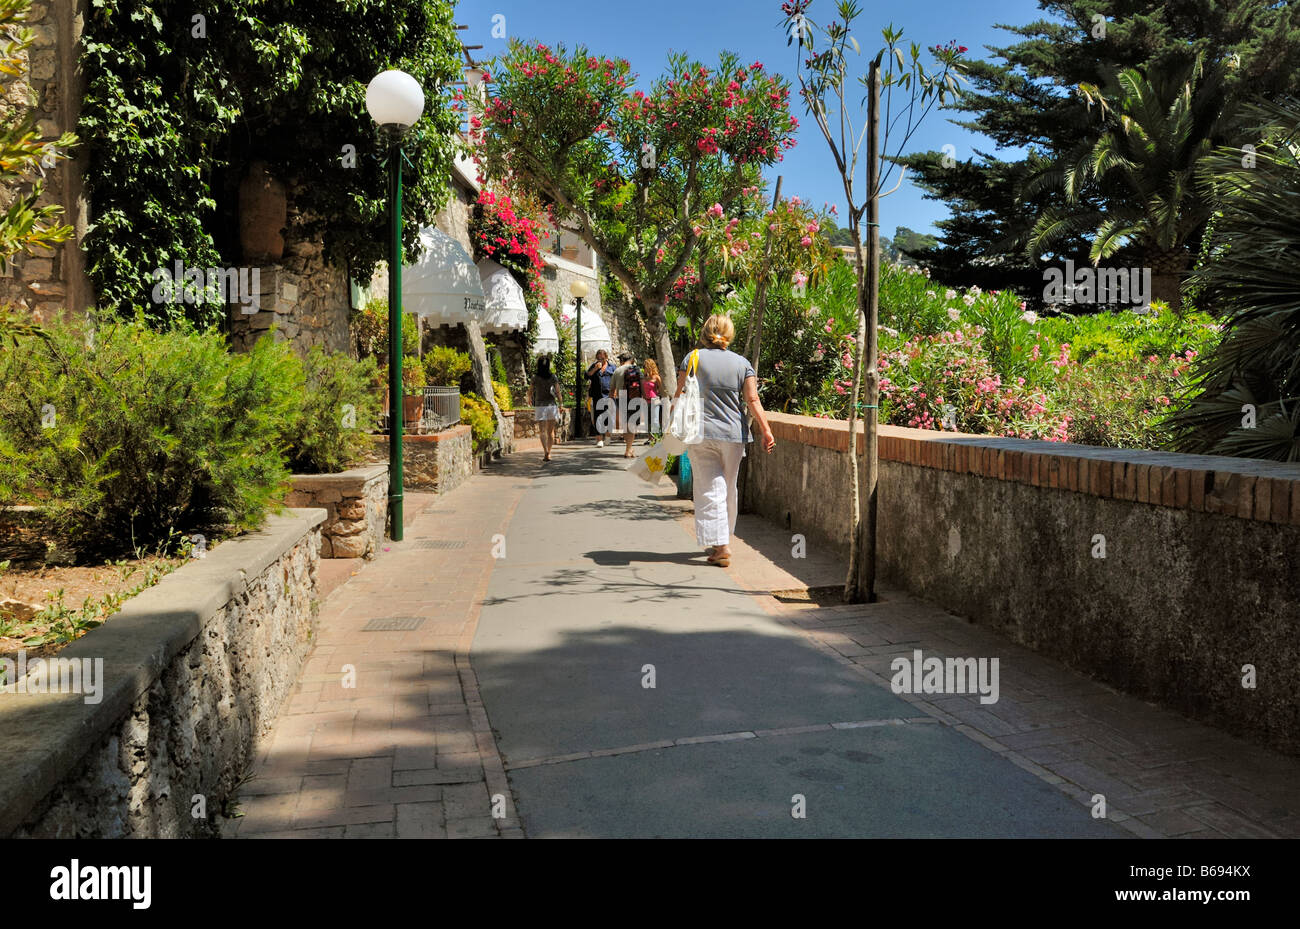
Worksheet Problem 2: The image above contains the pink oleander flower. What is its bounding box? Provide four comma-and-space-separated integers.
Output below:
801, 236, 813, 247
708, 203, 724, 218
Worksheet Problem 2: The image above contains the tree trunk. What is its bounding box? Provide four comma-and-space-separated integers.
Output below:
845, 61, 881, 605
464, 317, 507, 455
647, 300, 679, 396
1146, 247, 1189, 314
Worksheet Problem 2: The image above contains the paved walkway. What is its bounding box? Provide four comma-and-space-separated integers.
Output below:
230, 440, 1300, 838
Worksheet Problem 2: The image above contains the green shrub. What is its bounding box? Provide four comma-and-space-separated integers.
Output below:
0, 315, 301, 556
492, 380, 513, 411
1037, 302, 1219, 366
351, 297, 418, 359
460, 392, 496, 453
402, 363, 426, 394
489, 346, 508, 384
423, 344, 471, 385
285, 347, 382, 473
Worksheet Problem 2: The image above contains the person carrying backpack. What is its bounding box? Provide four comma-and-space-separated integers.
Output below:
611, 353, 643, 458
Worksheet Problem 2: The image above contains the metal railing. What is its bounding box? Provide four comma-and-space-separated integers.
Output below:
422, 386, 461, 432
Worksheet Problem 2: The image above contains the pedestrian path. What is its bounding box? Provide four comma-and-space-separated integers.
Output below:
227, 465, 529, 838
231, 440, 1300, 838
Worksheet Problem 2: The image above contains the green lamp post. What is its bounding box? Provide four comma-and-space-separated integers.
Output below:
366, 68, 425, 542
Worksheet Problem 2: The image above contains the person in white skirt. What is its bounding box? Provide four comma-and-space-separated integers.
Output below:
528, 356, 560, 462
673, 314, 776, 567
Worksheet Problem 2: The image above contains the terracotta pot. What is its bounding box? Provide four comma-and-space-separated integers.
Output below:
238, 160, 287, 263
402, 395, 423, 430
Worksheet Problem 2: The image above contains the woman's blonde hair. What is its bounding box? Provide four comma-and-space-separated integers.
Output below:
644, 358, 661, 380
699, 314, 735, 349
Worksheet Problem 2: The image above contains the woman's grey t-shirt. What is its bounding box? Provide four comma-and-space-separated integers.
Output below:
678, 347, 756, 443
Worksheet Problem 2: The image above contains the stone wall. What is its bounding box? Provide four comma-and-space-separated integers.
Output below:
744, 413, 1300, 755
286, 466, 387, 558
0, 0, 92, 320
511, 406, 571, 440
227, 192, 352, 357
364, 426, 474, 494
2, 509, 326, 837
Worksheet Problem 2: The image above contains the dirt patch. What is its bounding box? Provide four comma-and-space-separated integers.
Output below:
770, 585, 888, 606
1, 555, 190, 662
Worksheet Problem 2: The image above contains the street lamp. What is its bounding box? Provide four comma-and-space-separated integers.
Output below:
570, 278, 589, 439
367, 68, 425, 541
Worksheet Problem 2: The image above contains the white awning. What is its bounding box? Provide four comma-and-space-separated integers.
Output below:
559, 301, 611, 357
403, 227, 485, 327
476, 258, 529, 335
534, 305, 559, 355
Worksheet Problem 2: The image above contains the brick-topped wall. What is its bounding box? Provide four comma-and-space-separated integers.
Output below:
746, 413, 1300, 755
763, 414, 1300, 526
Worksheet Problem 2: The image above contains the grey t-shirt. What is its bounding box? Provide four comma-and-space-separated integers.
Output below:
678, 348, 756, 443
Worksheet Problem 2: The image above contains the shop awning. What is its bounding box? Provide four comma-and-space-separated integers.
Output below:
534, 306, 559, 355
559, 301, 612, 357
476, 258, 529, 335
403, 227, 485, 327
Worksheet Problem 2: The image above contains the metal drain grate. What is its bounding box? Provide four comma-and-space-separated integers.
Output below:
362, 615, 426, 632
411, 539, 466, 549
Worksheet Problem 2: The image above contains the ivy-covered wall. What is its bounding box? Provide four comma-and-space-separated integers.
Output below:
76, 0, 463, 329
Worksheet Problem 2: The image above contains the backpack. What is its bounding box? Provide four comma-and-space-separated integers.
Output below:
623, 364, 642, 400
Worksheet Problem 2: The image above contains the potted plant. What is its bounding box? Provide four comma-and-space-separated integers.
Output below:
402, 364, 426, 431
422, 346, 471, 425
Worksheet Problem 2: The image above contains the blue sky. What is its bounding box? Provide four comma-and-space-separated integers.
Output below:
454, 0, 1050, 240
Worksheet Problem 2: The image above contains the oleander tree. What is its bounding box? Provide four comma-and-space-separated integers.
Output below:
475, 41, 799, 393
781, 0, 967, 602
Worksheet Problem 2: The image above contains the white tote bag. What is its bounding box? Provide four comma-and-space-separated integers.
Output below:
626, 437, 671, 485
665, 350, 703, 454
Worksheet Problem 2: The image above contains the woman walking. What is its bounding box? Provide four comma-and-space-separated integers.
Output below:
642, 358, 664, 435
673, 314, 776, 567
528, 356, 561, 462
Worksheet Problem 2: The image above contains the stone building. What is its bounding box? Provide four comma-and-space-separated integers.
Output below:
0, 0, 91, 320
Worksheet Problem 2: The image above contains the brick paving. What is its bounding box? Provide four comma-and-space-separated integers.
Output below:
231, 439, 1300, 838
227, 457, 540, 839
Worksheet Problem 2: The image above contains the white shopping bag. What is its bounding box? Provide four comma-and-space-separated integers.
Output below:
665, 350, 703, 454
627, 437, 671, 485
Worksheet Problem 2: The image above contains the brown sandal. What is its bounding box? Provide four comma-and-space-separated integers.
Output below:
707, 553, 730, 567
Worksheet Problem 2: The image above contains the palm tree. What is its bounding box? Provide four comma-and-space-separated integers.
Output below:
1023, 55, 1236, 312
1166, 97, 1300, 462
